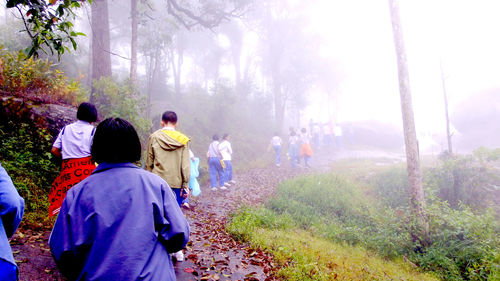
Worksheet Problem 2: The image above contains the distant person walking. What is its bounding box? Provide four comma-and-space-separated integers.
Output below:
270, 133, 282, 166
0, 164, 25, 281
145, 111, 190, 262
207, 135, 226, 190
334, 123, 343, 150
49, 102, 97, 217
219, 134, 235, 185
50, 118, 189, 281
288, 131, 300, 168
300, 128, 313, 167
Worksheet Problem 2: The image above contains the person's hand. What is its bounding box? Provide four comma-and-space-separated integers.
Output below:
181, 187, 190, 198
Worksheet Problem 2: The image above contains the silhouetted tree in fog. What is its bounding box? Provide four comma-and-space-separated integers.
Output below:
90, 0, 112, 103
388, 0, 429, 243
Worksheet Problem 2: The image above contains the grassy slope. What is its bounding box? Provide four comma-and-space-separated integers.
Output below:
227, 162, 442, 280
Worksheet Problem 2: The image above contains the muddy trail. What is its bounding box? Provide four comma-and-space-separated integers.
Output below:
10, 149, 396, 280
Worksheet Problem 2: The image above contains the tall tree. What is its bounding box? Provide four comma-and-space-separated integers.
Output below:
440, 61, 452, 155
169, 31, 186, 96
90, 0, 112, 103
388, 0, 429, 242
221, 21, 244, 93
130, 0, 138, 84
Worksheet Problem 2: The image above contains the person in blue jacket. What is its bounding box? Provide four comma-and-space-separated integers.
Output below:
0, 163, 25, 281
49, 117, 190, 281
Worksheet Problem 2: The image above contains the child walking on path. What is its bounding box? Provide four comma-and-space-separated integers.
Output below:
49, 102, 97, 217
207, 135, 226, 190
218, 134, 235, 186
270, 133, 282, 166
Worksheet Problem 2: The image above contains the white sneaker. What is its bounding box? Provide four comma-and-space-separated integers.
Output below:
211, 187, 217, 191
220, 186, 227, 190
224, 182, 231, 187
230, 180, 236, 184
172, 250, 184, 262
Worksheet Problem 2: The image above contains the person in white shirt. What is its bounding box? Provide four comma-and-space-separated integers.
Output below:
270, 133, 282, 166
207, 134, 226, 190
218, 134, 235, 186
48, 102, 98, 217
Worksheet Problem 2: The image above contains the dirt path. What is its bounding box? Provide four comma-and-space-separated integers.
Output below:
10, 149, 386, 280
9, 163, 307, 281
172, 165, 304, 281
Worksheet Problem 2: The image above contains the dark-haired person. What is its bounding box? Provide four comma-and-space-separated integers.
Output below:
49, 118, 190, 281
0, 164, 24, 281
146, 111, 190, 262
48, 102, 98, 217
207, 134, 226, 191
218, 134, 235, 186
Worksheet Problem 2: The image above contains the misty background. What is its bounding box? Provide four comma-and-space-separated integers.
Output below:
1, 0, 499, 156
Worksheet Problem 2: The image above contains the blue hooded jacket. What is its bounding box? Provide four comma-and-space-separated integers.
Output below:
49, 162, 190, 281
0, 163, 25, 281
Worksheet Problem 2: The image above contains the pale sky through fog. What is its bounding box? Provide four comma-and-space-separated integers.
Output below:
304, 0, 500, 137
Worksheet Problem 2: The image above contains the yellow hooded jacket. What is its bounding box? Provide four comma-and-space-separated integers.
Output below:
145, 128, 190, 189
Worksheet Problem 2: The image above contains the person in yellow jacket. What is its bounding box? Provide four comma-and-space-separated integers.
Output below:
145, 111, 190, 262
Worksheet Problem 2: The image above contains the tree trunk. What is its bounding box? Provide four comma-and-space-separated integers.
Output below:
273, 81, 285, 132
146, 50, 160, 121
388, 0, 429, 243
90, 0, 112, 103
440, 62, 452, 155
130, 0, 138, 84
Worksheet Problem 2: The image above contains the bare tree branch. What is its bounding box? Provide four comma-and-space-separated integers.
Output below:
165, 0, 246, 30
16, 6, 34, 39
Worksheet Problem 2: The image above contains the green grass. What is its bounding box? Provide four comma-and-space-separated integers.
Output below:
228, 210, 439, 281
227, 164, 500, 280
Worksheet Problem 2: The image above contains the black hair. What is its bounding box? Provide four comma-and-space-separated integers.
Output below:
212, 134, 219, 141
161, 111, 177, 124
301, 128, 307, 133
91, 118, 141, 163
223, 133, 229, 140
77, 102, 98, 123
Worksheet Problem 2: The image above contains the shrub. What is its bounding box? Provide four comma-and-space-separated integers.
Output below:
92, 77, 151, 146
426, 150, 500, 214
0, 46, 86, 105
0, 117, 59, 227
230, 171, 500, 280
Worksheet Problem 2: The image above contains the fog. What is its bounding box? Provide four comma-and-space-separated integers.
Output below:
1, 0, 499, 154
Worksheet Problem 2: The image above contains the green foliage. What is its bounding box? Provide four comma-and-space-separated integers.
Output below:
413, 199, 499, 281
228, 212, 439, 280
92, 77, 151, 146
0, 46, 87, 104
5, 0, 90, 58
229, 169, 500, 280
0, 117, 59, 227
426, 149, 500, 213
371, 165, 409, 209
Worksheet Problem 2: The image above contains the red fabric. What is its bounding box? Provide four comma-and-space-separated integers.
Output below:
49, 157, 95, 217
